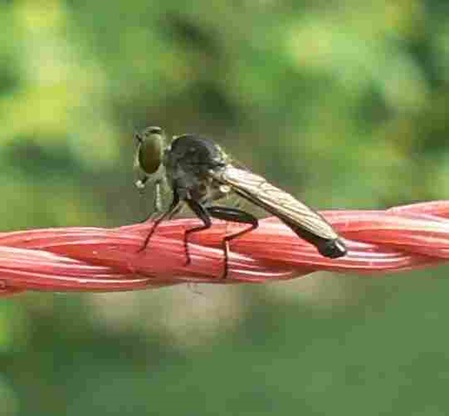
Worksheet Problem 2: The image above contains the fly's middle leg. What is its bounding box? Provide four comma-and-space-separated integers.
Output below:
184, 199, 212, 266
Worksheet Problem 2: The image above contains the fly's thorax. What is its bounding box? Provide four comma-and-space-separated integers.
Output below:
165, 162, 215, 202
189, 175, 230, 204
163, 133, 228, 201
209, 179, 231, 201
167, 134, 226, 174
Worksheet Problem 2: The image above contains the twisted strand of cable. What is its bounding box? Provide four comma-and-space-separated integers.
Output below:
1, 201, 448, 296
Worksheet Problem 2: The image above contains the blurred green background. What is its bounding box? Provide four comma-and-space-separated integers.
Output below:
1, 0, 449, 414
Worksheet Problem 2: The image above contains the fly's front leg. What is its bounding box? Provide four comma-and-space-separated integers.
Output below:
139, 179, 164, 223
151, 177, 184, 221
206, 206, 258, 279
138, 191, 181, 252
154, 180, 162, 213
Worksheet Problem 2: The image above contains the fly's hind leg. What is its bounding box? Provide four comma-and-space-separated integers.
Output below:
206, 206, 258, 279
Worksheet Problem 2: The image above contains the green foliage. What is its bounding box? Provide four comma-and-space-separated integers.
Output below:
0, 1, 449, 415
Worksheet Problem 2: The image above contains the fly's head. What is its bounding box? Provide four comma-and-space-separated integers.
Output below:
134, 126, 166, 190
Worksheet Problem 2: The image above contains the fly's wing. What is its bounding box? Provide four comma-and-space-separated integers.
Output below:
214, 166, 346, 258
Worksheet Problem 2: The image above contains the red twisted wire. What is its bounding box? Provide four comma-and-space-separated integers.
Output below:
1, 200, 448, 296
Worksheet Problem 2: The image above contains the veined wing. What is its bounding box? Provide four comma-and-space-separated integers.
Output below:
214, 166, 346, 258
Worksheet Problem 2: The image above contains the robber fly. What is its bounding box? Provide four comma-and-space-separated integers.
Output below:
134, 126, 347, 278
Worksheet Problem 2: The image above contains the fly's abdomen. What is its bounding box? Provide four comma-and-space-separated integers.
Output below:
318, 238, 347, 258
282, 217, 346, 258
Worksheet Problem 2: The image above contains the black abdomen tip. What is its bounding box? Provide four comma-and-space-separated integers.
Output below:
318, 238, 347, 259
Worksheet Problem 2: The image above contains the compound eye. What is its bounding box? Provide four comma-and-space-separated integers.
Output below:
137, 133, 164, 174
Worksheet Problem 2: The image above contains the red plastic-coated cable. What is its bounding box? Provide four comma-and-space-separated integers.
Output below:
0, 201, 448, 296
